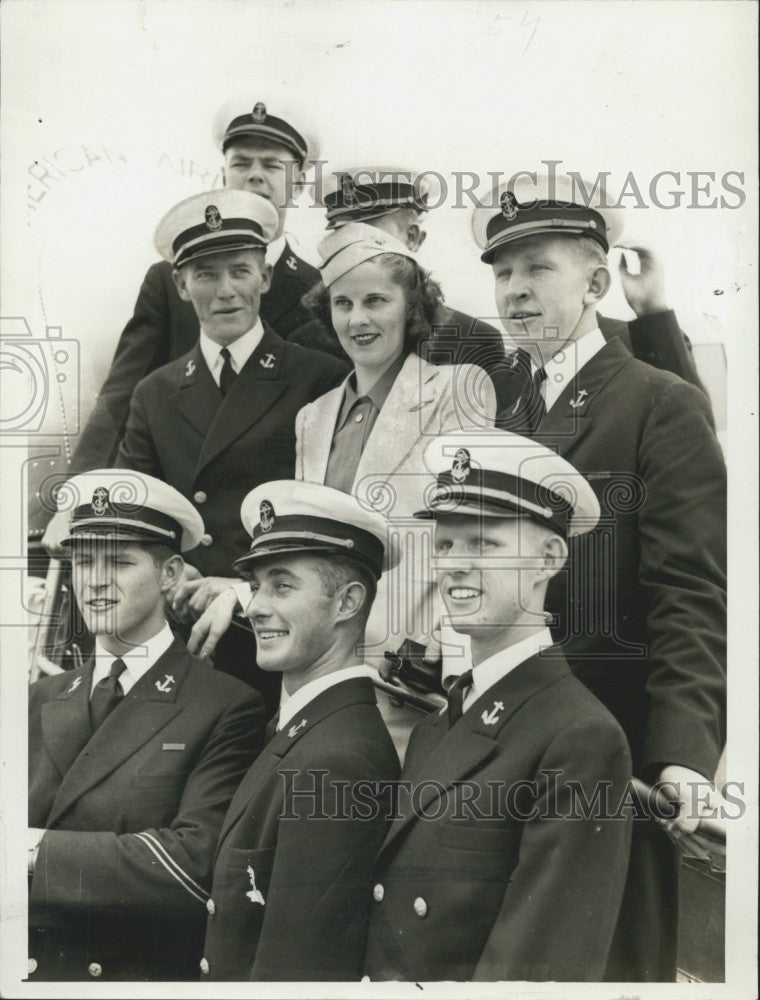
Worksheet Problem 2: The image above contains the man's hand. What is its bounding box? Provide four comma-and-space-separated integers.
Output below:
165, 562, 202, 623
41, 511, 70, 557
187, 587, 240, 659
655, 764, 727, 860
168, 568, 239, 623
616, 241, 669, 317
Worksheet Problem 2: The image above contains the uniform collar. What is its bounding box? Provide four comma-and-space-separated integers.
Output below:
542, 327, 605, 411
92, 621, 175, 694
463, 626, 554, 711
198, 318, 265, 380
277, 664, 374, 730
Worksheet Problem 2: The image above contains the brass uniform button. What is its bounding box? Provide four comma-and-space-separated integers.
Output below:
194, 491, 208, 504
413, 896, 428, 918
88, 962, 102, 978
373, 883, 384, 902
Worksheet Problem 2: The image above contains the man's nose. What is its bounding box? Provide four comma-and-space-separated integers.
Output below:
433, 546, 476, 574
86, 558, 112, 589
245, 589, 270, 619
245, 158, 266, 184
215, 272, 236, 297
504, 272, 530, 300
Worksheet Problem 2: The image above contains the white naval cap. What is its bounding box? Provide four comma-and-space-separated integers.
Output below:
322, 165, 441, 228
212, 96, 319, 167
235, 480, 400, 578
415, 431, 600, 538
154, 189, 279, 268
317, 221, 418, 286
57, 469, 205, 552
471, 171, 625, 263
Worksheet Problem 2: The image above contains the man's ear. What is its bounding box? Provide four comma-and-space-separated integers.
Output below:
406, 223, 427, 252
537, 533, 569, 582
160, 554, 185, 591
335, 581, 367, 624
173, 267, 192, 302
583, 264, 611, 306
260, 260, 273, 294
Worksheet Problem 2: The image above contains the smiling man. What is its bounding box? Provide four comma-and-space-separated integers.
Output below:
200, 480, 400, 981
27, 470, 265, 981
113, 189, 347, 711
364, 431, 632, 982
469, 173, 726, 981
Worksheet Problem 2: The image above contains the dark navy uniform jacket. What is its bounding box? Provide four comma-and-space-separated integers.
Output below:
28, 638, 265, 981
494, 338, 726, 980
202, 676, 400, 981
70, 245, 320, 473
365, 649, 632, 981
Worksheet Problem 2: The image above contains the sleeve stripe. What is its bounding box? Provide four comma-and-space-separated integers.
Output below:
132, 833, 209, 904
135, 830, 210, 898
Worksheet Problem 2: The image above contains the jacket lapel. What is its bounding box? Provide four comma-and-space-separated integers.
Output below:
378, 719, 496, 856
491, 346, 533, 426
354, 354, 444, 487
533, 338, 631, 459
262, 242, 309, 328
45, 640, 191, 828
40, 662, 96, 778
194, 326, 289, 477
215, 677, 378, 853
298, 379, 347, 483
379, 651, 571, 855
172, 344, 222, 440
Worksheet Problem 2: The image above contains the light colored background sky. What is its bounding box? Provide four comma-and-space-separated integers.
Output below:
1, 2, 758, 995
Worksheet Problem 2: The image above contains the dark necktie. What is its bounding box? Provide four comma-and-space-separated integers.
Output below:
447, 669, 474, 728
90, 658, 127, 730
526, 365, 547, 433
219, 347, 236, 396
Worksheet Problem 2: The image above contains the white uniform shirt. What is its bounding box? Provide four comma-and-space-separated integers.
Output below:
90, 621, 175, 695
199, 319, 265, 387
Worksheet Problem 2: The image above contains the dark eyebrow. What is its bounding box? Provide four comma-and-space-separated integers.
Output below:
250, 566, 299, 584
265, 566, 298, 579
